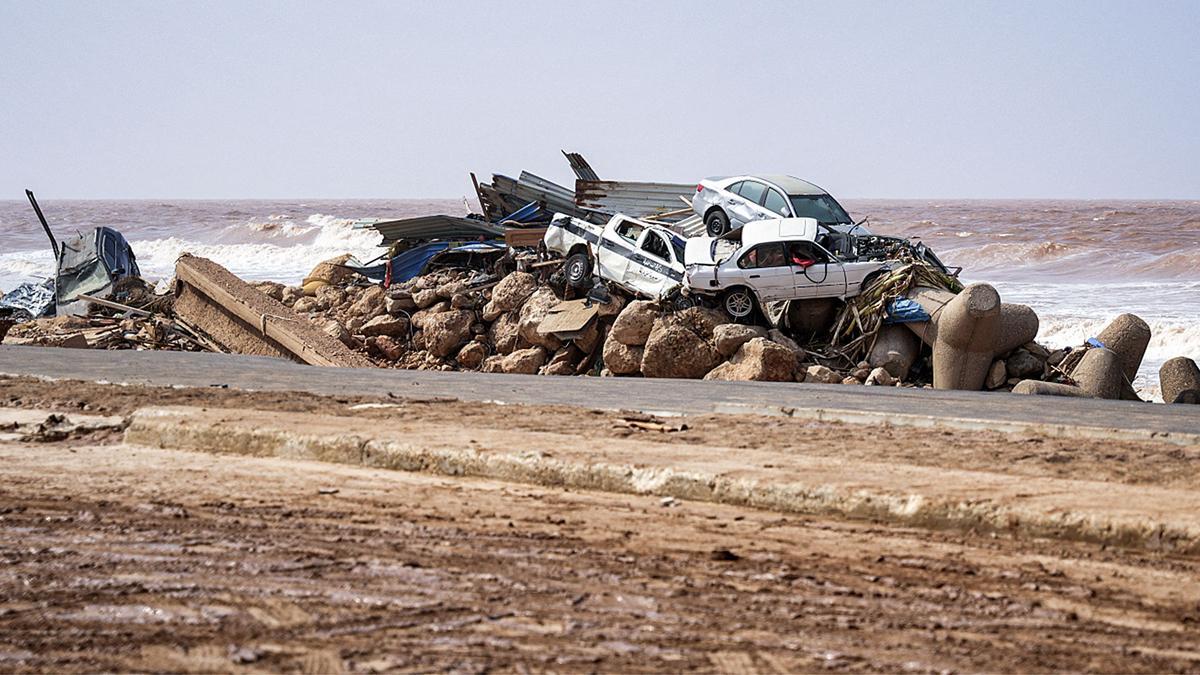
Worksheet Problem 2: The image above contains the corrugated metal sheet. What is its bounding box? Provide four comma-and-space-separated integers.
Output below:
562, 150, 599, 181
575, 180, 696, 222
353, 215, 506, 245
492, 172, 593, 220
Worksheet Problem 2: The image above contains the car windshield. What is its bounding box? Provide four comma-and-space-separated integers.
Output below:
788, 194, 852, 225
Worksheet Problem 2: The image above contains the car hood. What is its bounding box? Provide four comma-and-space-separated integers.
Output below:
684, 237, 719, 265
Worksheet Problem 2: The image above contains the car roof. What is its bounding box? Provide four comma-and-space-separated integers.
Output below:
708, 175, 829, 196
756, 175, 828, 196
739, 218, 819, 248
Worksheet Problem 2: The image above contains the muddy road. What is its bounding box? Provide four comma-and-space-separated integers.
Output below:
2, 434, 1200, 672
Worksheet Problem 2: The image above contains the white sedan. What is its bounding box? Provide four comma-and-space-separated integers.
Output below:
684, 217, 887, 319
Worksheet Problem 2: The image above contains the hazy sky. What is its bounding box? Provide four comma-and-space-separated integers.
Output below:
1, 1, 1197, 199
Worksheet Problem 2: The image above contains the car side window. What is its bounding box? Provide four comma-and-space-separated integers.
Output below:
640, 232, 670, 261
736, 181, 767, 205
615, 220, 643, 243
763, 189, 789, 216
725, 181, 745, 196
788, 242, 828, 266
737, 243, 787, 269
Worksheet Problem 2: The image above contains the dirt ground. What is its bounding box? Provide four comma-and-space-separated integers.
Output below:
3, 376, 1200, 673
3, 374, 1198, 488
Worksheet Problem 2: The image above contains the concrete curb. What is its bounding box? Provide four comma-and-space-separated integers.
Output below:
708, 403, 1200, 447
125, 406, 1200, 556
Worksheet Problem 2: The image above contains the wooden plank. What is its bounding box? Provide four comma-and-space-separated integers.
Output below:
538, 299, 598, 336
75, 293, 152, 317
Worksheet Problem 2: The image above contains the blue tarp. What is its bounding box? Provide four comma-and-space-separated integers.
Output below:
884, 298, 931, 324
345, 241, 506, 284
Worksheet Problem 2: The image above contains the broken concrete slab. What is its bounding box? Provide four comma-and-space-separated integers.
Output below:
174, 254, 371, 368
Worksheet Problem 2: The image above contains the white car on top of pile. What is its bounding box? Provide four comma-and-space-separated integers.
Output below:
683, 217, 889, 319
543, 213, 686, 299
691, 174, 859, 237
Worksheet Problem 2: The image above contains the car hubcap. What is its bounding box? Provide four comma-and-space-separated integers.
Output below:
726, 293, 751, 316
567, 261, 584, 283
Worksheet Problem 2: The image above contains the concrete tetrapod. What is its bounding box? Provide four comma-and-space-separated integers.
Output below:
905, 284, 1040, 390
867, 325, 921, 380
1160, 356, 1200, 404
1070, 347, 1125, 400
1094, 314, 1151, 401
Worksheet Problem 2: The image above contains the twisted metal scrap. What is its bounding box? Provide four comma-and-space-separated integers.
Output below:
826, 258, 964, 364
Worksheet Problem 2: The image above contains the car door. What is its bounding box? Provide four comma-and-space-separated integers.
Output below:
725, 180, 769, 228
597, 218, 641, 287
761, 188, 792, 218
788, 241, 847, 298
627, 229, 676, 297
737, 242, 794, 301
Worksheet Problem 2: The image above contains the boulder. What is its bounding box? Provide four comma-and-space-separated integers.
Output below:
491, 271, 538, 312
481, 300, 504, 322
304, 254, 354, 287
640, 323, 722, 379
712, 323, 767, 357
865, 367, 896, 386
360, 314, 410, 338
602, 336, 644, 375
450, 293, 476, 309
610, 300, 658, 346
1159, 356, 1200, 404
703, 338, 795, 382
292, 297, 319, 314
423, 309, 474, 358
502, 347, 547, 374
785, 298, 839, 342
517, 287, 564, 351
805, 364, 842, 385
367, 335, 405, 361
253, 281, 285, 302
349, 286, 386, 319
413, 288, 441, 309
315, 285, 347, 310
986, 359, 1007, 390
767, 329, 806, 362
1005, 349, 1044, 380
281, 286, 303, 306
436, 281, 467, 300
488, 312, 521, 355
543, 346, 582, 376
456, 341, 488, 370
385, 291, 417, 315
596, 293, 625, 318
868, 325, 922, 380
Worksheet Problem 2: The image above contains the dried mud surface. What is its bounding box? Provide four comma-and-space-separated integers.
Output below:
2, 375, 1198, 488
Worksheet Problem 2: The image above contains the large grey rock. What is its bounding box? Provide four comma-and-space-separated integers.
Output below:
488, 311, 521, 355
1160, 356, 1200, 404
423, 309, 474, 358
456, 341, 488, 370
543, 346, 582, 376
713, 323, 767, 357
704, 338, 795, 382
610, 300, 659, 346
517, 287, 563, 351
490, 271, 538, 312
602, 336, 643, 375
1005, 349, 1044, 380
985, 359, 1007, 390
501, 346, 547, 374
868, 325, 921, 380
640, 323, 722, 379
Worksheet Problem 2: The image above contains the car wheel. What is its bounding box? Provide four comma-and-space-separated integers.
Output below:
564, 253, 592, 288
705, 210, 730, 237
722, 288, 755, 320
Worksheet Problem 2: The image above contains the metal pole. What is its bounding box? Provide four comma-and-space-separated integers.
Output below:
25, 189, 59, 260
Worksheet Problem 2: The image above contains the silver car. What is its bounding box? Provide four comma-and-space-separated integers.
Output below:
691, 175, 855, 236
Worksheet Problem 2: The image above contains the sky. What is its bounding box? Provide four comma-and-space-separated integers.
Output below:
0, 1, 1197, 200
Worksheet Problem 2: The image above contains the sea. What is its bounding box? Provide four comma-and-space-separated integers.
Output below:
1, 198, 1197, 400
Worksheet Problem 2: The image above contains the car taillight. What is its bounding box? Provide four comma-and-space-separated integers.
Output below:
695, 184, 703, 193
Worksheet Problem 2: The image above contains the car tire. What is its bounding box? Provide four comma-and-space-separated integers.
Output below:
721, 287, 756, 321
564, 252, 592, 288
704, 210, 730, 237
